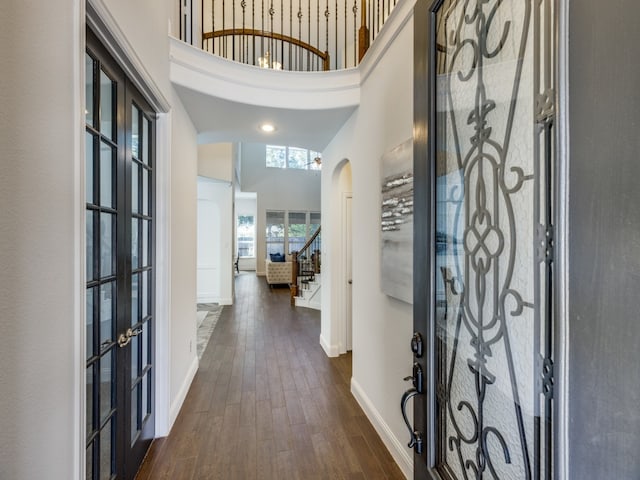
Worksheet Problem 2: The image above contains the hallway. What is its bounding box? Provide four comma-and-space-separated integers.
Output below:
136, 273, 404, 479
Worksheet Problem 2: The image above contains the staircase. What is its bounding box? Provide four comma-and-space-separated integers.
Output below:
294, 273, 321, 310
290, 227, 321, 311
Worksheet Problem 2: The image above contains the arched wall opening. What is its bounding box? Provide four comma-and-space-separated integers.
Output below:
320, 158, 352, 356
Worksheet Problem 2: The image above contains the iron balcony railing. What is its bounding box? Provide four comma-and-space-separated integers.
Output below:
179, 0, 399, 71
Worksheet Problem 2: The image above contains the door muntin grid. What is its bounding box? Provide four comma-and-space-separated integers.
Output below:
85, 49, 119, 480
129, 102, 155, 447
86, 33, 156, 480
430, 0, 555, 479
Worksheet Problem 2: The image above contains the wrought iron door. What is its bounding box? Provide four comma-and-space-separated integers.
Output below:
413, 0, 556, 478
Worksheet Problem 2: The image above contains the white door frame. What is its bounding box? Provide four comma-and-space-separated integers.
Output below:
84, 2, 173, 470
342, 192, 353, 352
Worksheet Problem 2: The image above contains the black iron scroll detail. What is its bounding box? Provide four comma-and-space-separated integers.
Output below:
434, 0, 539, 479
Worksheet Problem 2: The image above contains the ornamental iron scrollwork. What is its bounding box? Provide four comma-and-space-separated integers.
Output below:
432, 0, 555, 479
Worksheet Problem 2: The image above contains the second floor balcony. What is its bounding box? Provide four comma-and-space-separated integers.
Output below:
178, 0, 401, 71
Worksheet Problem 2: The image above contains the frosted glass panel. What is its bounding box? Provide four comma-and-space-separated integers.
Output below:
100, 142, 114, 208
131, 273, 139, 326
432, 1, 553, 478
99, 418, 113, 480
132, 105, 139, 159
100, 213, 114, 277
100, 282, 114, 346
85, 54, 94, 126
99, 70, 113, 140
86, 132, 94, 203
132, 164, 139, 214
143, 117, 150, 165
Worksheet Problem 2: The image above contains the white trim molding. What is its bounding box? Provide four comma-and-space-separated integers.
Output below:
154, 111, 173, 436
351, 378, 413, 479
87, 0, 171, 113
76, 2, 87, 479
85, 2, 175, 438
168, 356, 199, 430
169, 36, 360, 110
197, 295, 233, 305
319, 333, 340, 357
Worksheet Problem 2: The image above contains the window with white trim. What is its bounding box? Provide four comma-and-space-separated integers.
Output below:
265, 145, 322, 170
265, 210, 285, 256
237, 215, 255, 257
265, 210, 321, 257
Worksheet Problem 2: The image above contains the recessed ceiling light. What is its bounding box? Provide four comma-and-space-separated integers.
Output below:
260, 123, 275, 133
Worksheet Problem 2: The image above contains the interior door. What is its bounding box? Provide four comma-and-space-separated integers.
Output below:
345, 194, 353, 351
85, 29, 155, 480
412, 1, 556, 478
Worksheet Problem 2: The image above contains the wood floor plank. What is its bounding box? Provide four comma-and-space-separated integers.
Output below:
135, 273, 405, 480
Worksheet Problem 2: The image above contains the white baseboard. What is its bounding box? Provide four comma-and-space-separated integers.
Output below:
350, 378, 413, 479
197, 295, 233, 305
319, 333, 339, 357
168, 355, 199, 432
197, 294, 216, 303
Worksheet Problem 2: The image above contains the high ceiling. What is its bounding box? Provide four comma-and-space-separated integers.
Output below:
170, 38, 361, 152
174, 84, 356, 152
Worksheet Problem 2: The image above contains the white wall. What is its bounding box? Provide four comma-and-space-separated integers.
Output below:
97, 0, 172, 94
96, 0, 200, 434
169, 94, 199, 414
321, 12, 415, 477
240, 142, 321, 274
197, 177, 234, 304
0, 0, 202, 477
198, 142, 234, 182
197, 144, 235, 304
0, 1, 82, 478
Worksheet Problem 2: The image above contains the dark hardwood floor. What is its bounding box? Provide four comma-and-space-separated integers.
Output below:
135, 272, 405, 480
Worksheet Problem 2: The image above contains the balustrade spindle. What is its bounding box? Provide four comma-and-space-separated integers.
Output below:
324, 0, 329, 67
343, 0, 347, 68
269, 0, 274, 67
199, 0, 396, 71
241, 0, 245, 62
296, 0, 302, 70
307, 0, 311, 69
334, 0, 337, 70
376, 0, 379, 40
211, 0, 216, 54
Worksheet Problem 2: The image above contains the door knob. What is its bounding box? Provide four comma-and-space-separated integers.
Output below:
117, 327, 142, 348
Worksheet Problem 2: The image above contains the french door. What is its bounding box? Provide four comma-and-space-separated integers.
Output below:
412, 0, 556, 479
85, 29, 156, 480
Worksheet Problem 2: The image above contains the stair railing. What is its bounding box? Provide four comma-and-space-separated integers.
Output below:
290, 226, 321, 304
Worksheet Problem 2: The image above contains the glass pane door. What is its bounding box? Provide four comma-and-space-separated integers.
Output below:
128, 101, 155, 456
86, 28, 155, 480
431, 1, 554, 478
85, 50, 119, 480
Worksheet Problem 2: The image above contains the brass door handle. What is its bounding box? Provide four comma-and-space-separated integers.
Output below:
117, 327, 142, 348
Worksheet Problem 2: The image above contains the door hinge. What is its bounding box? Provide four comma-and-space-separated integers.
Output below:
537, 355, 554, 399
536, 224, 554, 263
536, 89, 555, 124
